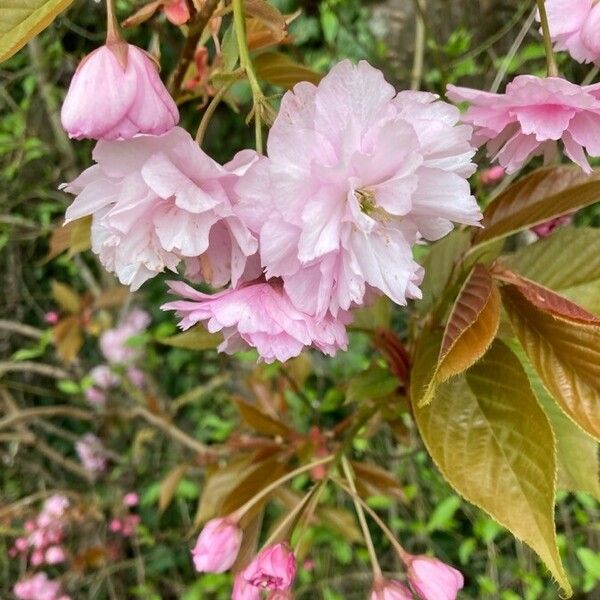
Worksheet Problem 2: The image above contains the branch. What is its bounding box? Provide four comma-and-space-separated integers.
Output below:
170, 0, 221, 97
0, 406, 94, 431
0, 320, 44, 340
0, 361, 71, 380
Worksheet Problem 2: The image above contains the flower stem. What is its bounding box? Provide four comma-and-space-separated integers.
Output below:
231, 455, 334, 521
105, 0, 121, 44
536, 0, 559, 77
341, 456, 383, 579
334, 476, 411, 564
232, 0, 264, 153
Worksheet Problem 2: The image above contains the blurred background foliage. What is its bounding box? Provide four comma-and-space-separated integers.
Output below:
0, 1, 599, 598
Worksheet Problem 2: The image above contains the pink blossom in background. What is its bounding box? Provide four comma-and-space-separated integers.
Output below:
61, 127, 258, 290
163, 0, 190, 24
447, 76, 600, 173
191, 517, 243, 573
42, 495, 70, 518
84, 387, 106, 407
232, 573, 261, 600
531, 214, 573, 237
75, 433, 107, 473
542, 0, 600, 65
480, 165, 505, 186
406, 555, 464, 600
237, 60, 480, 318
127, 367, 145, 387
89, 365, 119, 389
123, 492, 139, 507
243, 543, 297, 591
13, 573, 70, 600
44, 311, 59, 325
371, 578, 413, 600
45, 545, 67, 564
99, 309, 150, 364
163, 280, 349, 363
61, 43, 178, 140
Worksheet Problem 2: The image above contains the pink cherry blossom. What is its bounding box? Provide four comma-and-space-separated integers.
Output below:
75, 433, 107, 473
42, 495, 70, 518
13, 573, 70, 600
61, 127, 258, 290
447, 75, 600, 173
99, 309, 150, 364
371, 578, 413, 600
61, 42, 178, 140
127, 367, 145, 387
44, 311, 59, 325
163, 279, 349, 363
89, 365, 119, 389
45, 545, 67, 564
85, 387, 107, 407
243, 543, 297, 591
542, 0, 600, 65
237, 60, 480, 318
232, 572, 261, 600
191, 517, 243, 573
406, 555, 464, 600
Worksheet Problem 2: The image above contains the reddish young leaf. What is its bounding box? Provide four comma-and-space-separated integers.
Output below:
502, 284, 600, 441
253, 52, 322, 89
473, 166, 600, 245
233, 398, 292, 437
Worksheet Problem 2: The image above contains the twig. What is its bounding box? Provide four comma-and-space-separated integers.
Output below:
0, 406, 94, 430
0, 320, 43, 340
536, 0, 559, 77
129, 406, 214, 456
491, 6, 536, 93
0, 361, 71, 380
410, 0, 425, 90
170, 0, 221, 96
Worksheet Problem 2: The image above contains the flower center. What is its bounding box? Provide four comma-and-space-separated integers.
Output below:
355, 188, 376, 215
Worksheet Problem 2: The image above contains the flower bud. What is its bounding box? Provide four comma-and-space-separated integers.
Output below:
61, 43, 178, 140
371, 578, 413, 600
192, 517, 243, 573
243, 543, 297, 591
406, 555, 464, 600
164, 0, 190, 25
530, 214, 572, 238
480, 165, 505, 186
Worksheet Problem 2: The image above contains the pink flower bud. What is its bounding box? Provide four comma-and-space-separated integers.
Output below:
126, 367, 145, 387
61, 43, 178, 141
123, 492, 139, 507
45, 545, 67, 564
14, 537, 28, 552
85, 387, 107, 407
530, 214, 572, 238
242, 543, 297, 591
192, 517, 242, 573
31, 548, 45, 566
407, 555, 464, 600
480, 166, 505, 186
371, 578, 413, 600
164, 0, 190, 25
109, 518, 122, 533
232, 573, 260, 600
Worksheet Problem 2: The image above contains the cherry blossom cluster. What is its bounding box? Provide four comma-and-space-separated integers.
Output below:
75, 432, 108, 473
85, 309, 149, 407
61, 48, 482, 363
9, 495, 70, 567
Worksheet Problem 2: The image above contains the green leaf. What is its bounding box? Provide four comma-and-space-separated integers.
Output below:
511, 342, 600, 500
157, 325, 222, 351
0, 0, 75, 63
417, 229, 471, 313
346, 364, 398, 404
253, 52, 322, 89
502, 283, 600, 441
502, 226, 600, 291
473, 166, 600, 245
412, 265, 500, 406
413, 339, 571, 596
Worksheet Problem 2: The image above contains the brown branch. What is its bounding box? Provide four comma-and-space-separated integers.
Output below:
130, 406, 219, 457
0, 406, 94, 431
0, 361, 71, 380
170, 0, 221, 97
0, 320, 44, 340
